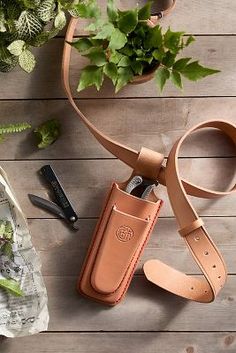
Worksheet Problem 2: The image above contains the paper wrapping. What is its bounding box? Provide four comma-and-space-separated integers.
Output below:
0, 168, 49, 337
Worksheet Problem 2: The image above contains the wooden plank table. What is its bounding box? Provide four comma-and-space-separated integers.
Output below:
1, 0, 236, 351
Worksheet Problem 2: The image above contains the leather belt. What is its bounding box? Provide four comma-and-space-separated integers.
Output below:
61, 14, 236, 303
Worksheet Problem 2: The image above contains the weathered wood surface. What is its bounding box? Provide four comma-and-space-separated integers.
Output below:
0, 36, 236, 99
1, 332, 236, 353
37, 275, 236, 331
2, 332, 236, 353
30, 217, 236, 276
0, 99, 235, 159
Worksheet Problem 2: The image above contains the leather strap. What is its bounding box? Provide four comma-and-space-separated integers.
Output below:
62, 15, 236, 303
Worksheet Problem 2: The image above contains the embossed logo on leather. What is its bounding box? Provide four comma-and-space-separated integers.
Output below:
116, 225, 134, 242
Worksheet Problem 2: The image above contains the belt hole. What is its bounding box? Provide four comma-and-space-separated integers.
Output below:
218, 275, 221, 279
204, 251, 209, 256
190, 287, 194, 290
212, 264, 216, 269
204, 290, 208, 293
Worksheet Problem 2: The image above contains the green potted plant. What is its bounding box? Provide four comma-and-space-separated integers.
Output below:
0, 0, 91, 73
70, 0, 220, 93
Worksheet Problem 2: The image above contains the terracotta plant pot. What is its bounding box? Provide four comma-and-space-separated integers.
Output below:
130, 63, 160, 84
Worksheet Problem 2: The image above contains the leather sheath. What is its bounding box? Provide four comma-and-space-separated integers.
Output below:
78, 182, 162, 305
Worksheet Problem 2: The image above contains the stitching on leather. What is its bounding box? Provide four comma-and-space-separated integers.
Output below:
78, 183, 115, 289
114, 199, 163, 304
90, 198, 162, 297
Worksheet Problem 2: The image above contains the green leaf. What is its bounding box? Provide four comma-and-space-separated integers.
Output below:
132, 36, 142, 48
119, 44, 134, 56
144, 25, 162, 49
136, 56, 153, 64
74, 1, 100, 19
185, 35, 195, 47
70, 38, 93, 52
22, 0, 40, 9
0, 9, 6, 32
3, 221, 14, 241
173, 57, 191, 71
93, 23, 114, 39
109, 28, 127, 50
54, 10, 66, 30
131, 60, 143, 75
155, 67, 170, 92
135, 49, 143, 57
77, 65, 104, 91
107, 0, 118, 22
180, 61, 220, 81
152, 48, 165, 61
0, 57, 18, 73
115, 67, 133, 92
84, 48, 107, 66
164, 28, 185, 54
0, 279, 24, 297
109, 51, 124, 64
34, 118, 61, 149
7, 40, 25, 56
162, 51, 176, 68
85, 19, 105, 32
16, 10, 43, 40
36, 0, 55, 22
138, 2, 152, 20
117, 9, 138, 34
103, 62, 117, 85
118, 56, 131, 67
170, 70, 183, 89
19, 49, 36, 73
1, 243, 14, 261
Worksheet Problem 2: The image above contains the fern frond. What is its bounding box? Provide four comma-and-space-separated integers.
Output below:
0, 122, 31, 134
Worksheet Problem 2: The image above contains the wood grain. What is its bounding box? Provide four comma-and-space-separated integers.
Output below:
30, 217, 236, 276
41, 275, 236, 331
0, 37, 236, 99
0, 98, 235, 160
1, 332, 236, 353
1, 159, 234, 218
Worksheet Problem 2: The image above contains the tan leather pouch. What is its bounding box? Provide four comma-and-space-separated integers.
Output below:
78, 181, 163, 305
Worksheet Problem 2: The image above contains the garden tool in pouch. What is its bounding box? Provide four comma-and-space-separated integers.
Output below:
0, 168, 49, 337
62, 17, 236, 306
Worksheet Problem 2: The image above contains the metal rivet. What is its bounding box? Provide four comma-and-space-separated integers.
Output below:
195, 236, 200, 241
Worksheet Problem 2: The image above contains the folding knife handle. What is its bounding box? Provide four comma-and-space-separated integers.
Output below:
40, 165, 78, 224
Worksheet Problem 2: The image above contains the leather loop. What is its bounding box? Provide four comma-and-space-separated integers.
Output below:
179, 218, 204, 237
134, 147, 164, 180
